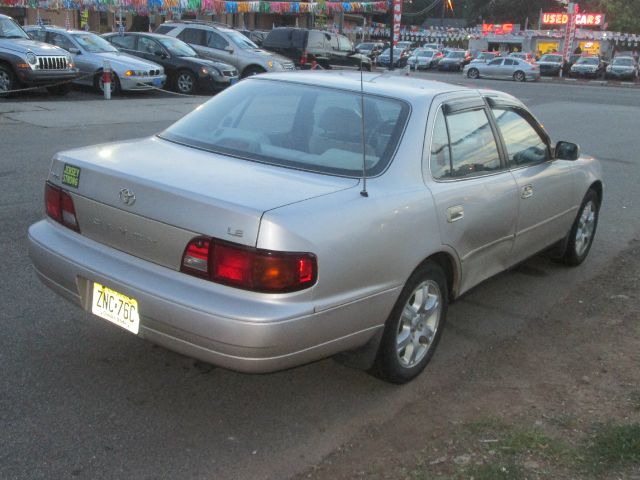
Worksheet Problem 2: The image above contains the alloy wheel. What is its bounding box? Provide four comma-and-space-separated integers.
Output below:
395, 280, 442, 368
574, 200, 596, 257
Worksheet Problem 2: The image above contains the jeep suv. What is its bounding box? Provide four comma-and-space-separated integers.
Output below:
156, 21, 294, 78
0, 14, 78, 95
262, 28, 371, 70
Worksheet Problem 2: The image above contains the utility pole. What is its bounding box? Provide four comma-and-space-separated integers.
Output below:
441, 0, 445, 27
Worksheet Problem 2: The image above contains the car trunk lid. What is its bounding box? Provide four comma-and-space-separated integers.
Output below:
49, 136, 358, 270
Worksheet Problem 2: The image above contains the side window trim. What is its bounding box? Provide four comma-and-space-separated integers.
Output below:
427, 101, 508, 182
484, 99, 553, 168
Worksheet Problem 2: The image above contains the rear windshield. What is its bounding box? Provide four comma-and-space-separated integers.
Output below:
160, 79, 410, 177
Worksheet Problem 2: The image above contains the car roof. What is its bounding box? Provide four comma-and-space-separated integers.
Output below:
24, 25, 93, 35
105, 31, 168, 40
258, 71, 472, 102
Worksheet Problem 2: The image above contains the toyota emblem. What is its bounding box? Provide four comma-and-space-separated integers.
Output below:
119, 188, 136, 206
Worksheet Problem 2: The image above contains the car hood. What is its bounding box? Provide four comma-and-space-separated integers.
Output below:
246, 48, 292, 64
181, 56, 235, 71
441, 57, 462, 63
93, 51, 162, 69
538, 61, 562, 66
0, 38, 67, 55
611, 65, 634, 70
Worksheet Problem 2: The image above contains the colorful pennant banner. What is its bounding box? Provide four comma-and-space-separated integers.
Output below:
0, 0, 388, 14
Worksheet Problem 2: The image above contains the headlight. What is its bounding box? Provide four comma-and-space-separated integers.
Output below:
266, 60, 274, 69
26, 52, 37, 65
606, 66, 612, 71
124, 70, 144, 77
200, 66, 210, 75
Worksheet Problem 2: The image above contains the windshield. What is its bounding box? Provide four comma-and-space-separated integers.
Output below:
72, 33, 118, 53
223, 29, 258, 49
576, 57, 598, 65
417, 50, 434, 57
0, 17, 29, 39
357, 43, 374, 49
160, 79, 410, 177
613, 58, 634, 66
447, 52, 465, 59
540, 54, 562, 62
158, 37, 196, 57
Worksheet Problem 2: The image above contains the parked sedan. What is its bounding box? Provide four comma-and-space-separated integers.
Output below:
437, 50, 471, 71
29, 72, 601, 384
103, 32, 238, 94
605, 56, 638, 81
407, 49, 442, 70
25, 26, 165, 94
537, 53, 563, 76
570, 56, 605, 78
376, 47, 410, 68
464, 57, 540, 82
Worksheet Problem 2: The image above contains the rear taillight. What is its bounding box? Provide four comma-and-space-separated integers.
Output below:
181, 237, 317, 293
45, 182, 80, 232
300, 51, 307, 66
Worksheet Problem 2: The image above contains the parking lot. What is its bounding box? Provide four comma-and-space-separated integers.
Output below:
2, 74, 640, 479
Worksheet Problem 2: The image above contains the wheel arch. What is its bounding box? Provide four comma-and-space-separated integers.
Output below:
589, 180, 603, 206
413, 250, 460, 301
241, 64, 266, 77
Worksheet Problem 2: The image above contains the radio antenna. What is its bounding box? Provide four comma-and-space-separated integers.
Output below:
359, 56, 368, 198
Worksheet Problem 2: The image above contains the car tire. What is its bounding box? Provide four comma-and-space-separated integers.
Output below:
175, 70, 196, 95
47, 83, 71, 96
467, 68, 480, 79
241, 66, 265, 78
513, 70, 526, 82
94, 71, 121, 95
561, 189, 600, 266
0, 64, 17, 97
372, 261, 448, 384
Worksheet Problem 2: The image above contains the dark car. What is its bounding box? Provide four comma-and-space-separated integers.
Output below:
0, 14, 78, 96
570, 56, 606, 79
537, 53, 563, 76
605, 56, 638, 81
262, 27, 371, 70
355, 41, 382, 59
437, 50, 471, 71
376, 47, 410, 68
562, 53, 582, 76
103, 32, 238, 94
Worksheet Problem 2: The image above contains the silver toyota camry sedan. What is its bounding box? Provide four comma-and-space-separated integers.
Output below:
28, 72, 602, 384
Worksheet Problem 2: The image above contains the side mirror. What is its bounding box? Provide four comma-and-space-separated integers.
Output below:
555, 141, 580, 160
69, 47, 80, 54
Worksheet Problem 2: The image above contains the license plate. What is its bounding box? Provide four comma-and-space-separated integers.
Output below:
91, 282, 140, 334
230, 77, 238, 85
153, 78, 163, 86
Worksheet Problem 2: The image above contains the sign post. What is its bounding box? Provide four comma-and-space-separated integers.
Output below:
390, 0, 402, 70
560, 2, 578, 78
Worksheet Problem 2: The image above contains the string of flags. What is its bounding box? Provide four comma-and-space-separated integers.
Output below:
0, 0, 388, 14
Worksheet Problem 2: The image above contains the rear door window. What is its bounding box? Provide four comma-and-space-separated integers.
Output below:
179, 28, 204, 46
307, 31, 325, 49
110, 34, 135, 50
206, 31, 229, 50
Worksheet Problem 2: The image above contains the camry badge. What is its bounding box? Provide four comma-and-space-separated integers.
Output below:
119, 188, 136, 206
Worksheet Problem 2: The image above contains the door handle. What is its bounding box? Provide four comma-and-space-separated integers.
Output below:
446, 205, 464, 223
521, 184, 533, 199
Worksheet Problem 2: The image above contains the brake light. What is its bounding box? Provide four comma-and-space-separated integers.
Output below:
181, 237, 317, 293
300, 51, 307, 65
45, 182, 79, 232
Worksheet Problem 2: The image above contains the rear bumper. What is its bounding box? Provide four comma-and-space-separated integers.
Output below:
28, 220, 390, 373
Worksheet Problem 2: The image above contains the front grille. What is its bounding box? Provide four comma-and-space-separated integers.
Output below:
150, 69, 161, 76
282, 62, 295, 71
222, 70, 237, 77
38, 56, 68, 70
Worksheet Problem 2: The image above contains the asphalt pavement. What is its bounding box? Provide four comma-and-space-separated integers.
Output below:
1, 76, 639, 480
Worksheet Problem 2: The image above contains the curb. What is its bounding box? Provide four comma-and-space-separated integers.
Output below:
539, 75, 640, 88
